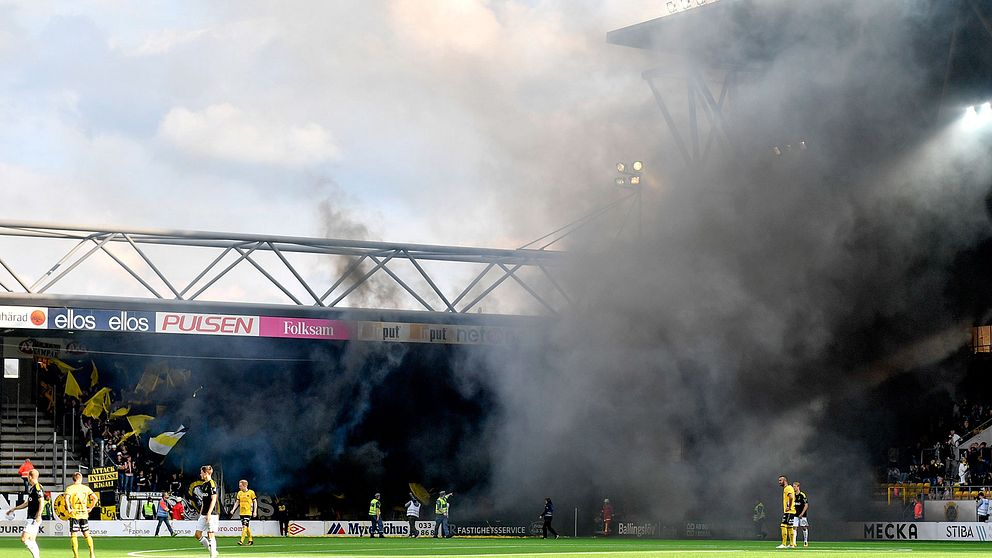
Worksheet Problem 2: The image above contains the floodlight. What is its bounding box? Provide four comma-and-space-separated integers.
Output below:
615, 177, 626, 186
963, 105, 980, 129
772, 146, 782, 156
631, 161, 644, 172
799, 140, 807, 150
630, 176, 641, 185
616, 162, 626, 173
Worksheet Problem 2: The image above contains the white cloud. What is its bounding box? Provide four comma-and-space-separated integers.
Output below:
157, 103, 340, 167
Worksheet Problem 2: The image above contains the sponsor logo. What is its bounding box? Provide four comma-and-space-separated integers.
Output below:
156, 313, 259, 336
684, 522, 710, 538
341, 522, 409, 536
50, 309, 153, 332
863, 522, 919, 540
454, 325, 519, 345
946, 524, 989, 541
12, 338, 87, 359
0, 306, 47, 329
288, 523, 306, 536
455, 525, 529, 536
0, 524, 45, 534
327, 522, 346, 535
619, 522, 659, 536
945, 502, 959, 522
259, 317, 349, 340
64, 341, 88, 355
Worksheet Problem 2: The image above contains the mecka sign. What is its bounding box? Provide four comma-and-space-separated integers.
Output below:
856, 522, 992, 541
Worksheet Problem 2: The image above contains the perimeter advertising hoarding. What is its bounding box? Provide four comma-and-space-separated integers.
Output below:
0, 518, 547, 537
856, 521, 992, 541
155, 312, 260, 336
356, 321, 521, 346
49, 308, 154, 333
0, 304, 533, 346
259, 316, 349, 340
1, 337, 81, 359
0, 306, 46, 328
0, 520, 284, 538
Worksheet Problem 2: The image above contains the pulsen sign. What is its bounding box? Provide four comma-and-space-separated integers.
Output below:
155, 312, 259, 336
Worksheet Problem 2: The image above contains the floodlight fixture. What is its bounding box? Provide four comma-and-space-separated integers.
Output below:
615, 177, 626, 186
963, 105, 981, 129
799, 140, 807, 150
632, 161, 644, 172
630, 176, 641, 185
616, 162, 626, 173
772, 146, 782, 156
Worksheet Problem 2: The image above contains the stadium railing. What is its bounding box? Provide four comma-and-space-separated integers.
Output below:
880, 482, 992, 505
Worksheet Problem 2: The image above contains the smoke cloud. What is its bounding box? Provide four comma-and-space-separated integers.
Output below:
14, 0, 992, 535
477, 0, 992, 530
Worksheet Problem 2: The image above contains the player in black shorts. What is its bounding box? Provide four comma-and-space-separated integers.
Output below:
6, 469, 43, 558
793, 482, 809, 547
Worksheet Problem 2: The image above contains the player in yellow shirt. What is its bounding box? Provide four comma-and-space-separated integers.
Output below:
777, 475, 796, 548
229, 479, 257, 546
64, 472, 98, 558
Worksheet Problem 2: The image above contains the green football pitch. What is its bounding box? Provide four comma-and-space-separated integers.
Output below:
0, 538, 990, 558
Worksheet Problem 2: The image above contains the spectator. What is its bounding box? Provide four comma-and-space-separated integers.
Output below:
17, 459, 34, 491
122, 456, 135, 494
169, 473, 182, 495
171, 498, 184, 521
949, 430, 962, 448
136, 470, 149, 492
959, 459, 969, 485
913, 498, 923, 521
155, 492, 176, 536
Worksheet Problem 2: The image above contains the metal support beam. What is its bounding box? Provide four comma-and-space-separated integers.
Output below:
0, 222, 574, 316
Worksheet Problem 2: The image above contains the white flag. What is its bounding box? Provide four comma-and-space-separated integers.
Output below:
149, 425, 187, 455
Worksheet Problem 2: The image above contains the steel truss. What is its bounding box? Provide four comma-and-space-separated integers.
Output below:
0, 222, 572, 316
643, 65, 742, 167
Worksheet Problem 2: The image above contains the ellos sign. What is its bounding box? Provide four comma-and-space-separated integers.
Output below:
49, 308, 153, 332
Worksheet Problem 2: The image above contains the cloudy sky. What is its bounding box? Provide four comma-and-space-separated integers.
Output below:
0, 1, 663, 249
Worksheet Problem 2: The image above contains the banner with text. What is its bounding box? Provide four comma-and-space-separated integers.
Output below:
856, 521, 992, 541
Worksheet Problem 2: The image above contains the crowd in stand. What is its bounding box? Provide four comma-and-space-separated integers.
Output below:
80, 414, 178, 495
887, 398, 992, 497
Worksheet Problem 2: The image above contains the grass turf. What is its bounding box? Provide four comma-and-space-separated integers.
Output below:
0, 537, 989, 557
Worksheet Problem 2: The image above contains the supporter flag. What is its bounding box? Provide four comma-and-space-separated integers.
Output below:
39, 381, 55, 412
149, 425, 187, 456
135, 369, 162, 395
90, 361, 98, 389
49, 358, 79, 376
166, 368, 191, 388
119, 414, 154, 443
109, 406, 130, 418
64, 371, 82, 400
82, 388, 112, 419
409, 483, 431, 504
